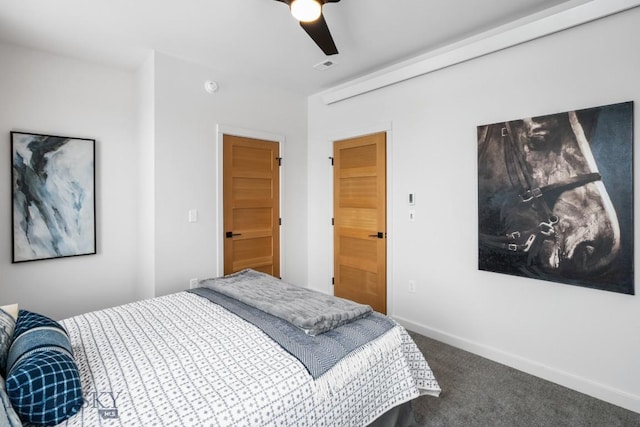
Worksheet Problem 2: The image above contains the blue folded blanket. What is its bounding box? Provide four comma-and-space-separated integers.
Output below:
188, 287, 395, 379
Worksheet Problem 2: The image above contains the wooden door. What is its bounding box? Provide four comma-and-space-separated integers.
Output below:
223, 134, 280, 277
333, 132, 387, 313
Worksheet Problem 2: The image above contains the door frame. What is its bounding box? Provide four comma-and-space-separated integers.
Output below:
329, 121, 394, 314
216, 124, 286, 277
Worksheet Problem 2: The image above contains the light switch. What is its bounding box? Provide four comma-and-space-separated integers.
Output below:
408, 192, 415, 205
409, 210, 416, 221
188, 209, 198, 223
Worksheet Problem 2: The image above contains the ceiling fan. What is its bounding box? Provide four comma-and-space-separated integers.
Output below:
275, 0, 340, 55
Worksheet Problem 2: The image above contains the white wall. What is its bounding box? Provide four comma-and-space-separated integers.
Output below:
150, 52, 308, 297
0, 43, 139, 320
136, 53, 156, 301
0, 45, 309, 319
307, 8, 640, 413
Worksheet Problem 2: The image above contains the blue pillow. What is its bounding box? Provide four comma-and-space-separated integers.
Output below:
0, 308, 16, 375
5, 310, 82, 426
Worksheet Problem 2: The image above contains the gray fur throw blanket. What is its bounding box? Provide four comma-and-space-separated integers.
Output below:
200, 269, 372, 335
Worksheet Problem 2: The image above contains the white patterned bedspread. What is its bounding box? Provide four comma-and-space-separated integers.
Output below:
57, 292, 440, 426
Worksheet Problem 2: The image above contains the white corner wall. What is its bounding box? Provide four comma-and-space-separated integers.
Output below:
0, 43, 139, 320
0, 44, 309, 319
151, 52, 308, 297
307, 8, 640, 413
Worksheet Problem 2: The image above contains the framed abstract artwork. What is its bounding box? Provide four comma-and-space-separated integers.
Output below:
477, 102, 634, 295
11, 131, 96, 263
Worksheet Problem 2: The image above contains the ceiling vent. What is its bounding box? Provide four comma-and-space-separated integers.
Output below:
313, 59, 337, 71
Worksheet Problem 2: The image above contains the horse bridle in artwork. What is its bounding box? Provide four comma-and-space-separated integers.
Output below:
479, 122, 602, 267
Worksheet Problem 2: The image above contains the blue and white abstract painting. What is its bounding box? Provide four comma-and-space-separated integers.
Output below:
12, 132, 96, 262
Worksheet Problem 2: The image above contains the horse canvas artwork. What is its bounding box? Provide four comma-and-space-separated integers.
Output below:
478, 102, 634, 295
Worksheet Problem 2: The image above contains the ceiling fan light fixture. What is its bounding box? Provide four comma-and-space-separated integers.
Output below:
290, 0, 322, 22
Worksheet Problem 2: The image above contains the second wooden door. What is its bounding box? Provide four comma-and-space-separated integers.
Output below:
333, 132, 387, 313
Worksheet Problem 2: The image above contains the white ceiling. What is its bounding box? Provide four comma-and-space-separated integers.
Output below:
0, 0, 586, 95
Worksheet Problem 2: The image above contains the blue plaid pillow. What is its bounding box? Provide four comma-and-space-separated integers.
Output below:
6, 310, 82, 426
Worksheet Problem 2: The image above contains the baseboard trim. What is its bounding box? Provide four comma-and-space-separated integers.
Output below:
393, 316, 640, 414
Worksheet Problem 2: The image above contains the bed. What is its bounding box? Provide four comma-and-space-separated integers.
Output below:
2, 269, 440, 426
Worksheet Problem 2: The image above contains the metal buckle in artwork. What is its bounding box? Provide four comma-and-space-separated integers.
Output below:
508, 243, 518, 251
523, 234, 536, 252
520, 187, 543, 203
501, 127, 508, 137
507, 231, 521, 240
539, 216, 558, 236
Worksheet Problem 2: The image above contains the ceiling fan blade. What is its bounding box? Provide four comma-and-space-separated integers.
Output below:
299, 13, 338, 55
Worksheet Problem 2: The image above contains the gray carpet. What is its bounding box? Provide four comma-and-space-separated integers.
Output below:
408, 331, 640, 427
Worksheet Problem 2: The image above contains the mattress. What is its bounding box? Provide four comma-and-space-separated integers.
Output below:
57, 291, 440, 426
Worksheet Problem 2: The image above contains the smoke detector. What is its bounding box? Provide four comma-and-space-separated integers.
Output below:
204, 80, 219, 93
313, 59, 337, 71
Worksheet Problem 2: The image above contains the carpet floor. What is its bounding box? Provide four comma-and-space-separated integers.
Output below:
408, 331, 640, 427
